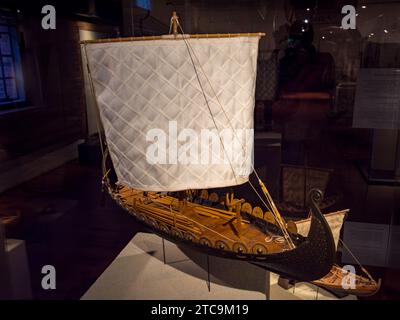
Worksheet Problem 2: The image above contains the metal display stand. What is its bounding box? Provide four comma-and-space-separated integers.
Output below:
265, 269, 270, 299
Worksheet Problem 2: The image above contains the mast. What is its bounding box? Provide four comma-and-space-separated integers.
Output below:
171, 11, 179, 37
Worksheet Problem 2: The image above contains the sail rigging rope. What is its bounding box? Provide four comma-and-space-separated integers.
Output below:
175, 24, 240, 187
169, 17, 173, 35
338, 238, 375, 282
175, 19, 295, 248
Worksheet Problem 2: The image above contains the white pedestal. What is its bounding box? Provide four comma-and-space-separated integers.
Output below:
82, 232, 356, 300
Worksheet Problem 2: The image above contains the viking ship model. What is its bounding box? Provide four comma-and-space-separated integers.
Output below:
81, 12, 379, 295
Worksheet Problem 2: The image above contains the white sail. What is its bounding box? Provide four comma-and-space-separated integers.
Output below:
85, 36, 260, 191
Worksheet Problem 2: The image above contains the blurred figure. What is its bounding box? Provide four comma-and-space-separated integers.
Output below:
279, 20, 335, 94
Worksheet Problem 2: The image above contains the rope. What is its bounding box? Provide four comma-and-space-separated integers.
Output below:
102, 168, 111, 182
85, 15, 293, 249
175, 20, 294, 248
168, 17, 173, 35
338, 238, 375, 282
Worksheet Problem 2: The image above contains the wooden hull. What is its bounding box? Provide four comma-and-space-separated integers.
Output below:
312, 265, 381, 297
107, 184, 336, 282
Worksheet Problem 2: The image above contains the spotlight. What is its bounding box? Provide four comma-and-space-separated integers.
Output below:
304, 19, 309, 24
362, 5, 366, 9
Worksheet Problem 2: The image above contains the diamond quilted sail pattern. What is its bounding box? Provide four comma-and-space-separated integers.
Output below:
85, 36, 260, 191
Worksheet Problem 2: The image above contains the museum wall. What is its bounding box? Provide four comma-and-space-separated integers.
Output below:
0, 14, 86, 162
